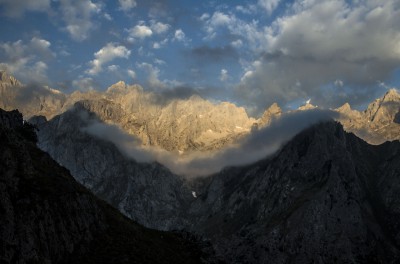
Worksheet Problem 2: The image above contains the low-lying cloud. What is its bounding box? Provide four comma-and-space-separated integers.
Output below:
81, 108, 338, 177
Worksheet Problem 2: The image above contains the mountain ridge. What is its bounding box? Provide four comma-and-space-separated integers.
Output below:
1, 72, 398, 151
0, 108, 215, 264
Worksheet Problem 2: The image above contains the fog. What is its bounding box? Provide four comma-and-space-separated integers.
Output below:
81, 109, 339, 177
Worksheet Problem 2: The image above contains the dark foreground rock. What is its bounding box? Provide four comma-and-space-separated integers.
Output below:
0, 109, 215, 264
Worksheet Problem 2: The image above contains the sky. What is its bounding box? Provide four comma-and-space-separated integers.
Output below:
0, 0, 400, 114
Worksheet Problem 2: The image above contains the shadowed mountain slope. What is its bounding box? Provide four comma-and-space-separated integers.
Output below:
0, 109, 214, 264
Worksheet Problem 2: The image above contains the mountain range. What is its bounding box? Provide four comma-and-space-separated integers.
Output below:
1, 72, 400, 263
1, 71, 399, 153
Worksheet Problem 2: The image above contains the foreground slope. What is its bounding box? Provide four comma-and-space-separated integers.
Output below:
0, 109, 210, 264
187, 122, 400, 263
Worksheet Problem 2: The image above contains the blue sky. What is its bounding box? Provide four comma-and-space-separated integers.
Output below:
0, 0, 399, 114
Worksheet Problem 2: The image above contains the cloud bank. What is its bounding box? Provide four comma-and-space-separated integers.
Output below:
81, 108, 338, 177
237, 0, 400, 111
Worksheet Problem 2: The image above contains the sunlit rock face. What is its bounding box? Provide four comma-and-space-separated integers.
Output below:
336, 89, 400, 144
2, 73, 399, 152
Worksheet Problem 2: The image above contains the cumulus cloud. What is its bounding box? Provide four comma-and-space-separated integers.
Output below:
202, 10, 262, 49
59, 0, 101, 41
173, 29, 190, 43
151, 21, 170, 34
127, 69, 136, 79
119, 0, 136, 11
80, 108, 338, 177
87, 43, 131, 75
0, 38, 54, 83
127, 24, 153, 41
0, 0, 50, 17
258, 0, 281, 14
237, 0, 400, 112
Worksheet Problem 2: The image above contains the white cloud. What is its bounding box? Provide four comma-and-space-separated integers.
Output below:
154, 58, 166, 65
231, 39, 243, 48
152, 38, 168, 49
119, 0, 136, 11
0, 0, 50, 17
173, 29, 190, 44
87, 43, 131, 75
202, 11, 263, 47
107, 64, 120, 72
151, 21, 170, 34
127, 69, 136, 79
236, 5, 257, 14
127, 24, 153, 40
220, 69, 229, 81
137, 62, 165, 89
104, 13, 112, 21
258, 0, 281, 14
59, 0, 101, 41
0, 38, 54, 83
199, 13, 210, 21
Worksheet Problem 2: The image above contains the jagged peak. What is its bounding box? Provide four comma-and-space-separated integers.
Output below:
188, 94, 204, 102
382, 88, 400, 102
298, 102, 317, 111
265, 102, 282, 114
336, 102, 351, 112
106, 81, 144, 94
0, 71, 22, 86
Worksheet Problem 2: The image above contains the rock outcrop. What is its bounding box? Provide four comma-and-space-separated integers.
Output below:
336, 89, 400, 144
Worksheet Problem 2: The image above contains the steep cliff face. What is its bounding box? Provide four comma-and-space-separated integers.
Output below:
336, 89, 400, 144
186, 122, 400, 263
31, 104, 195, 231
0, 109, 212, 264
0, 71, 66, 119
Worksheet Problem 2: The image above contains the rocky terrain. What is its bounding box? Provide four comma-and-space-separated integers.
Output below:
30, 104, 194, 231
1, 71, 399, 151
0, 72, 257, 152
187, 122, 400, 263
30, 103, 400, 263
1, 72, 400, 263
0, 109, 214, 264
336, 89, 400, 144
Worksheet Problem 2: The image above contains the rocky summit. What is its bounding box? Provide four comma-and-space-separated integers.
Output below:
1, 73, 399, 152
